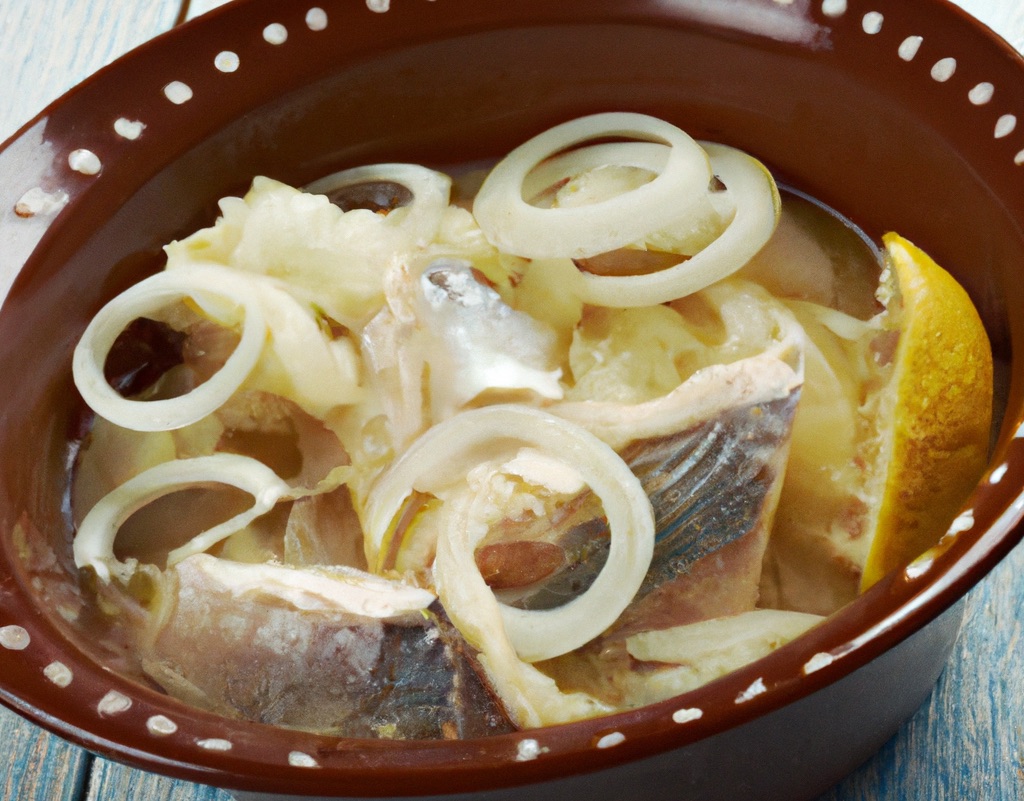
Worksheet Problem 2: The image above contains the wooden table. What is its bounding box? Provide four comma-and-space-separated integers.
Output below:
1, 1, 1022, 799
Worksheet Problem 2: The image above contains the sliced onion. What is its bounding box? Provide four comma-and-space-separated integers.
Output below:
520, 141, 670, 203
626, 609, 824, 665
363, 405, 655, 663
304, 163, 451, 246
573, 142, 781, 307
73, 453, 292, 583
249, 280, 363, 416
473, 112, 714, 259
521, 140, 735, 222
785, 297, 880, 342
433, 489, 613, 727
73, 264, 267, 432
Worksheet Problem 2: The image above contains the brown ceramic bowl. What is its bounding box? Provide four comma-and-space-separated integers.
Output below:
0, 1, 1022, 799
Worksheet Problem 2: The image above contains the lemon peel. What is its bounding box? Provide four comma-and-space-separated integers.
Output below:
860, 233, 993, 589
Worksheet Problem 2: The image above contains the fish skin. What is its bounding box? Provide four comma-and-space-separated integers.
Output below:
628, 392, 799, 594
140, 559, 515, 739
508, 390, 800, 637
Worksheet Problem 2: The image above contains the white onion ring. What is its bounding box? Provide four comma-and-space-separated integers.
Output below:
73, 453, 292, 583
304, 163, 451, 246
472, 112, 714, 259
574, 142, 781, 307
363, 405, 655, 663
521, 141, 670, 203
521, 141, 733, 222
72, 264, 267, 432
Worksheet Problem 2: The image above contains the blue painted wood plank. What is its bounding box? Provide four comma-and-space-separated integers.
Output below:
0, 706, 90, 801
85, 760, 230, 801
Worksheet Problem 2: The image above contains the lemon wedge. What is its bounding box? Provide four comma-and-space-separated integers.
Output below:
761, 232, 992, 611
860, 233, 993, 589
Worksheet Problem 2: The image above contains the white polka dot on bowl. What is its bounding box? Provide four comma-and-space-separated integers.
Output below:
263, 23, 288, 44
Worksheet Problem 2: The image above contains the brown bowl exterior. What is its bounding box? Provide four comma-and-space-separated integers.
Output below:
0, 1, 1022, 799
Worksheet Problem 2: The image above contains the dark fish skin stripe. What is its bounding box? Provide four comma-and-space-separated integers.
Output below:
633, 391, 800, 593
510, 389, 800, 614
346, 603, 516, 739
144, 572, 516, 740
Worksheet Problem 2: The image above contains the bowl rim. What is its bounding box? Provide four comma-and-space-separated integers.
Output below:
0, 0, 1023, 795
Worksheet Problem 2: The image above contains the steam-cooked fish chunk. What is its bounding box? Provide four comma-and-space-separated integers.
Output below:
508, 390, 800, 636
139, 555, 514, 739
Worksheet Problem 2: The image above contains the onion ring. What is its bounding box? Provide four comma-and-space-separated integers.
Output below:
73, 453, 292, 582
572, 142, 781, 307
473, 112, 714, 259
363, 404, 655, 663
73, 264, 267, 432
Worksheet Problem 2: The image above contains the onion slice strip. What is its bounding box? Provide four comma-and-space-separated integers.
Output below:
304, 163, 452, 246
433, 489, 612, 727
73, 264, 267, 432
473, 112, 714, 259
73, 453, 292, 583
521, 141, 670, 203
250, 280, 363, 416
574, 142, 781, 307
363, 405, 655, 663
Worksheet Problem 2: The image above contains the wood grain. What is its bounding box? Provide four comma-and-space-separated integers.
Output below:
0, 708, 89, 801
85, 761, 228, 801
0, 1, 181, 143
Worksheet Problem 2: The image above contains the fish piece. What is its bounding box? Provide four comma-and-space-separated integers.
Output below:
615, 390, 799, 634
415, 258, 564, 420
138, 555, 514, 739
507, 389, 800, 637
432, 281, 805, 653
282, 487, 367, 570
522, 278, 803, 629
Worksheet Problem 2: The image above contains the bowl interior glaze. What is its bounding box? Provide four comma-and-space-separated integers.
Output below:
0, 0, 1022, 797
